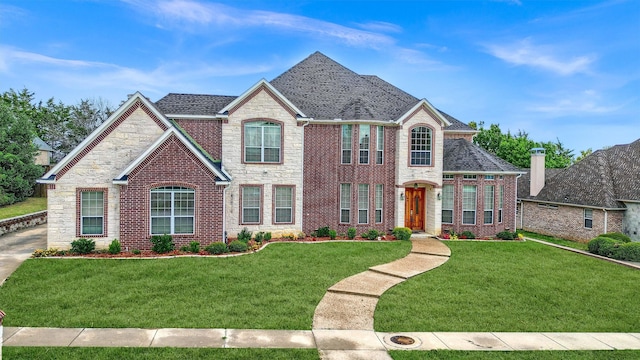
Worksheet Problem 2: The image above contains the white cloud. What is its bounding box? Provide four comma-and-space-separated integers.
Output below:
527, 89, 622, 115
484, 38, 595, 76
356, 21, 403, 34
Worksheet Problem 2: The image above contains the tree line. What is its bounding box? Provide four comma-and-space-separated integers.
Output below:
0, 88, 112, 206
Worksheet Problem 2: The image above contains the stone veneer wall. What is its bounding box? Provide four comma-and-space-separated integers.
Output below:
623, 202, 640, 242
302, 123, 397, 235
520, 201, 625, 242
0, 211, 47, 236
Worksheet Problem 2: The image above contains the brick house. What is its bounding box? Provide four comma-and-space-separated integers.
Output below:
518, 139, 640, 242
39, 52, 522, 250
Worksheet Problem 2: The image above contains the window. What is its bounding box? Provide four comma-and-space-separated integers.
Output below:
584, 209, 593, 229
463, 174, 477, 180
375, 184, 383, 223
442, 184, 454, 224
241, 186, 262, 224
462, 185, 477, 225
340, 184, 351, 223
410, 126, 432, 165
484, 185, 494, 224
376, 126, 384, 164
274, 186, 293, 224
341, 124, 352, 164
80, 191, 104, 235
443, 174, 454, 180
359, 125, 370, 164
358, 184, 369, 224
244, 121, 281, 163
151, 187, 194, 235
485, 175, 495, 180
498, 185, 504, 223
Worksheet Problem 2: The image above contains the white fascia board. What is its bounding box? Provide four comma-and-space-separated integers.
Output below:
219, 79, 306, 118
42, 92, 171, 182
396, 99, 452, 127
113, 127, 228, 185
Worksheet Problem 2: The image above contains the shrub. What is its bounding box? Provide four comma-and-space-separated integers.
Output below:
393, 227, 412, 241
186, 241, 200, 253
264, 232, 272, 241
496, 231, 518, 240
205, 242, 228, 255
615, 242, 640, 262
459, 231, 476, 239
600, 232, 631, 243
588, 236, 617, 255
108, 239, 121, 254
150, 234, 175, 254
329, 229, 337, 240
32, 248, 61, 258
237, 228, 252, 243
132, 249, 141, 255
361, 229, 380, 240
315, 226, 331, 237
254, 231, 264, 243
347, 227, 357, 240
71, 238, 95, 254
228, 240, 248, 252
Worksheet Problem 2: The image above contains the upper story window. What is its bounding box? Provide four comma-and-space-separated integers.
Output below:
376, 126, 384, 164
443, 174, 454, 180
151, 186, 194, 235
244, 121, 281, 163
410, 126, 432, 166
485, 175, 495, 180
341, 124, 352, 164
359, 125, 370, 164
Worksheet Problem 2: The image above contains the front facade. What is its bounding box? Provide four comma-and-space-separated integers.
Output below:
40, 52, 521, 250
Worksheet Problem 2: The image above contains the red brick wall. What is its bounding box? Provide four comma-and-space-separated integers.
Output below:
303, 124, 397, 235
442, 174, 518, 238
119, 134, 225, 250
174, 119, 223, 160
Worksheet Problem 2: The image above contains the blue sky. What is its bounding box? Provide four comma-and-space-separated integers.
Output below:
1, 0, 638, 154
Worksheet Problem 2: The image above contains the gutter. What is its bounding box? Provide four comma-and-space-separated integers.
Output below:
301, 120, 311, 232
519, 198, 626, 211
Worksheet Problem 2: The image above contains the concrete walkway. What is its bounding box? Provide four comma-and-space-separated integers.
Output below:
0, 224, 47, 286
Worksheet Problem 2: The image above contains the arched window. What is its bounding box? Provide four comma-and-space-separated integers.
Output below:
150, 186, 195, 235
410, 126, 432, 166
244, 121, 281, 163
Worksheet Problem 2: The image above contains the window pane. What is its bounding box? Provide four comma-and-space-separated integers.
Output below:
243, 209, 260, 223
462, 185, 476, 225
81, 191, 104, 235
276, 209, 292, 223
150, 187, 194, 235
244, 122, 281, 163
263, 148, 280, 162
342, 125, 352, 164
340, 183, 351, 223
358, 184, 368, 224
341, 209, 350, 223
359, 125, 370, 164
275, 187, 293, 223
242, 186, 261, 223
151, 217, 171, 235
82, 217, 103, 235
442, 185, 454, 224
442, 210, 453, 224
174, 217, 194, 234
410, 127, 431, 166
376, 126, 384, 164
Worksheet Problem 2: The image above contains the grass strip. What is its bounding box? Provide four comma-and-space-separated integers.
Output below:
0, 241, 410, 329
376, 241, 640, 332
521, 231, 588, 251
0, 197, 47, 220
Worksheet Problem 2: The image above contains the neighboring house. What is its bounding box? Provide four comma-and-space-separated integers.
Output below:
39, 52, 522, 250
33, 136, 53, 166
518, 139, 640, 242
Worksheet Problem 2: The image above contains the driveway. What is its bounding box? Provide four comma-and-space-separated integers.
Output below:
0, 224, 47, 286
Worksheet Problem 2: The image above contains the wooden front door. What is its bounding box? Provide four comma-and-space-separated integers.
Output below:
404, 188, 425, 231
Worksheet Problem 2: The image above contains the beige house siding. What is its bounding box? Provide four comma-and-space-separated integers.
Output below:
47, 107, 165, 249
520, 201, 625, 242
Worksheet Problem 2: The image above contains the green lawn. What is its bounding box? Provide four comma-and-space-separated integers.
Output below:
0, 241, 411, 329
521, 231, 589, 251
376, 241, 640, 332
0, 197, 47, 220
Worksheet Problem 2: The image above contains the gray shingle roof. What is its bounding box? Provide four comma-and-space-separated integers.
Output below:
443, 138, 522, 173
517, 168, 564, 199
155, 93, 236, 116
532, 139, 640, 208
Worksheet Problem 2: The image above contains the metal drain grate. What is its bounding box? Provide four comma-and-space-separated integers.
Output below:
390, 335, 415, 345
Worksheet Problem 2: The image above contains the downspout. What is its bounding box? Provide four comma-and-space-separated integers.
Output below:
301, 120, 311, 232
603, 209, 608, 234
515, 173, 523, 231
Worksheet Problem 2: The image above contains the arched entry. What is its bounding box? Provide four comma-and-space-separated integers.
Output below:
404, 186, 425, 231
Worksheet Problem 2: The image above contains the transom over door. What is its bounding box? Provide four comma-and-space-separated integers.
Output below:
404, 187, 425, 231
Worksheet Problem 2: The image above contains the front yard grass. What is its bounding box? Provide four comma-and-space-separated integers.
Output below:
376, 241, 640, 332
0, 241, 411, 329
0, 197, 47, 220
520, 230, 588, 251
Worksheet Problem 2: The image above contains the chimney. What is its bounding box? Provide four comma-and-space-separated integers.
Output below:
530, 148, 546, 197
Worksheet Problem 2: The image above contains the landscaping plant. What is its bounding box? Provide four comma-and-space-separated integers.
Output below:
70, 238, 95, 254
108, 239, 121, 254
392, 227, 412, 241
150, 234, 174, 254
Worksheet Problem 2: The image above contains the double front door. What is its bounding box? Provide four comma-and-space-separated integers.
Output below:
404, 187, 425, 231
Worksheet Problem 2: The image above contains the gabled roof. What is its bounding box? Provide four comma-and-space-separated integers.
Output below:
156, 94, 236, 117
443, 138, 523, 174
219, 79, 307, 118
33, 136, 53, 151
517, 168, 564, 200
531, 139, 640, 208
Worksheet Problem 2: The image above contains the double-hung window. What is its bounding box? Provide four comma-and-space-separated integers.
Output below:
410, 126, 432, 165
80, 190, 105, 235
498, 185, 504, 223
151, 187, 194, 235
462, 185, 477, 225
584, 209, 593, 229
340, 184, 351, 223
274, 186, 293, 224
242, 186, 262, 224
341, 124, 352, 164
244, 121, 281, 163
484, 185, 494, 224
376, 126, 384, 164
359, 125, 370, 164
358, 184, 369, 224
375, 184, 383, 223
441, 184, 454, 224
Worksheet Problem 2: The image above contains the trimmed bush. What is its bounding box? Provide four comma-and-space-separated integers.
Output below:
205, 242, 228, 255
186, 241, 200, 253
392, 227, 412, 241
108, 239, 121, 254
459, 231, 476, 239
254, 231, 264, 243
600, 232, 631, 243
316, 226, 331, 237
496, 231, 518, 240
361, 229, 380, 240
70, 238, 95, 254
228, 240, 248, 253
264, 232, 272, 241
615, 242, 640, 262
237, 228, 252, 243
588, 236, 616, 255
329, 229, 337, 240
150, 234, 175, 254
347, 227, 357, 240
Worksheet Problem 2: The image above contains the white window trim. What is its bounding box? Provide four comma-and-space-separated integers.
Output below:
376, 126, 384, 165
484, 185, 494, 225
150, 187, 195, 235
80, 191, 105, 236
241, 186, 262, 224
340, 183, 351, 223
442, 184, 454, 224
375, 184, 383, 223
584, 208, 593, 229
274, 186, 294, 224
244, 121, 281, 163
462, 185, 477, 225
358, 184, 369, 224
341, 124, 352, 164
410, 126, 432, 166
359, 125, 370, 164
